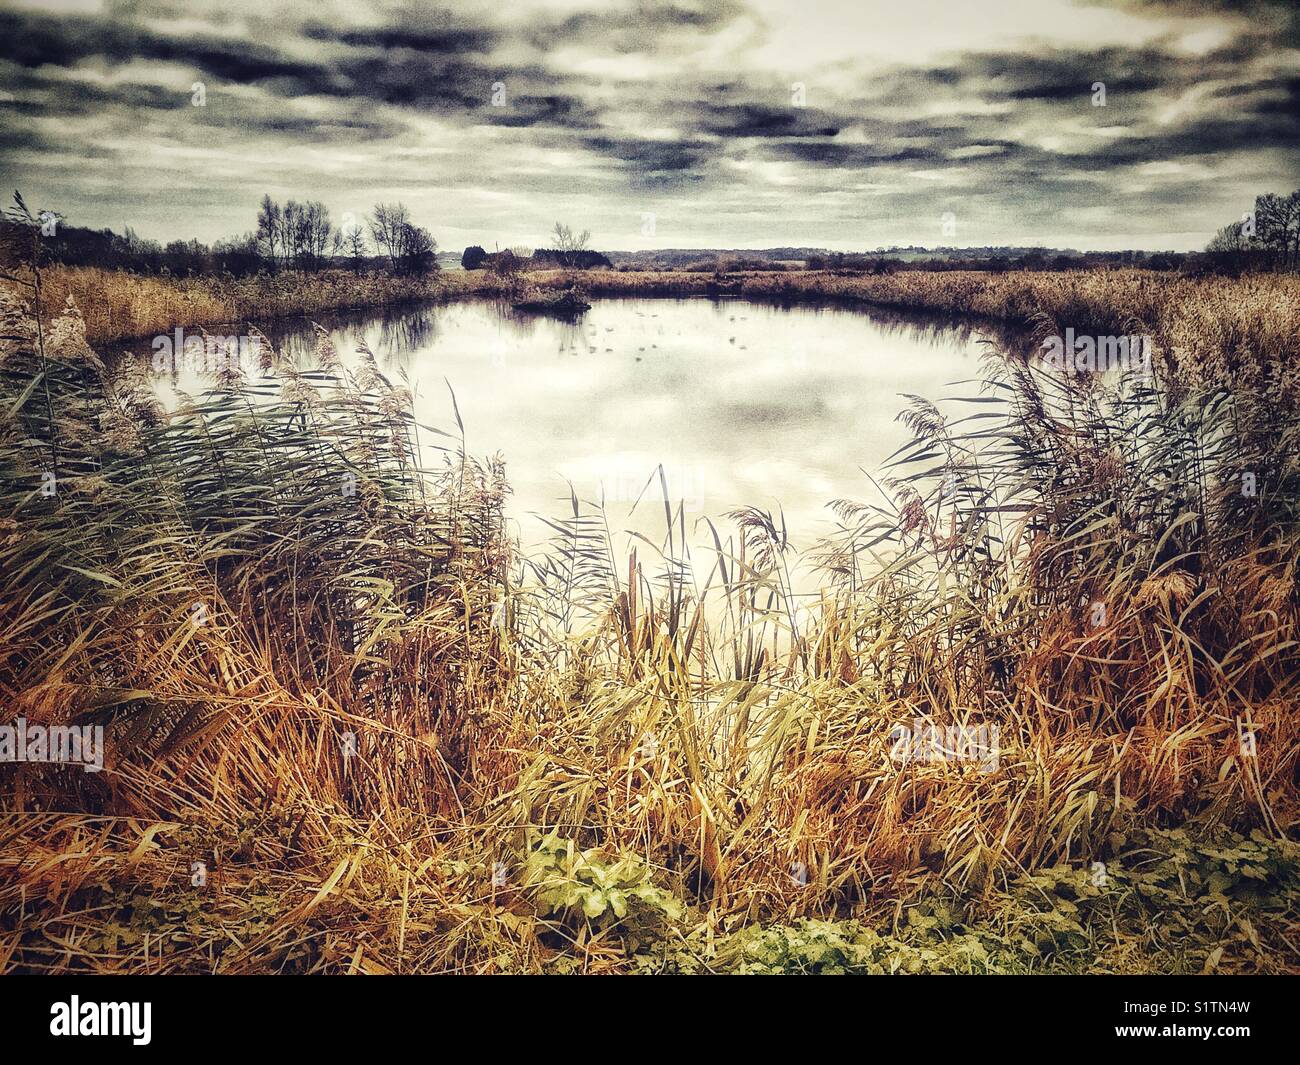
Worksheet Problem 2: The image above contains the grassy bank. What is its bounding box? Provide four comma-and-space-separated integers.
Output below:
23, 265, 443, 343
1, 272, 1297, 973
577, 268, 1300, 387
20, 266, 1300, 391
6, 815, 1293, 973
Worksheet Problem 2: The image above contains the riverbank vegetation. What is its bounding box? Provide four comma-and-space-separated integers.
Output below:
14, 183, 1298, 357
2, 199, 1297, 972
17, 264, 1300, 398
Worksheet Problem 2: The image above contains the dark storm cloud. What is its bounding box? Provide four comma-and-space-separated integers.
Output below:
1004, 74, 1160, 100
1120, 0, 1300, 46
0, 66, 180, 116
768, 141, 947, 166
0, 58, 403, 151
485, 92, 601, 130
0, 121, 41, 152
585, 135, 711, 171
957, 48, 1169, 100
1068, 111, 1300, 168
0, 9, 482, 111
304, 18, 499, 56
0, 10, 317, 83
582, 135, 713, 191
785, 39, 1300, 176
0, 0, 1297, 250
696, 102, 840, 138
525, 0, 750, 50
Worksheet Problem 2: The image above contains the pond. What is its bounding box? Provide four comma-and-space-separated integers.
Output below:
137, 297, 1023, 555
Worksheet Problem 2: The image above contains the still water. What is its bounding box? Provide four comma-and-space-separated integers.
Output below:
145, 297, 1018, 552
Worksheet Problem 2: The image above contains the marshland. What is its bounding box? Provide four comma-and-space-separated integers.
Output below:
2, 0, 1300, 981
3, 190, 1298, 974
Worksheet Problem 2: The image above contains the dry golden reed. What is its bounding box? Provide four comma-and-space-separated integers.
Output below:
0, 255, 1297, 973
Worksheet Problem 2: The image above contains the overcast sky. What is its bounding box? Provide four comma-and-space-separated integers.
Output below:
1, 0, 1297, 252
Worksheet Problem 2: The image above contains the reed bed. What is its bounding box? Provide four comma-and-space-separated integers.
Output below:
31, 266, 443, 343
1, 250, 1298, 971
25, 264, 1300, 388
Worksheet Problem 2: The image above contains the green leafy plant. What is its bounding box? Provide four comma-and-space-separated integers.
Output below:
522, 830, 685, 945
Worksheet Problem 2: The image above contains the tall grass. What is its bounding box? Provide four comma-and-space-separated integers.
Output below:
1, 223, 1297, 971
30, 265, 444, 343
23, 263, 1300, 389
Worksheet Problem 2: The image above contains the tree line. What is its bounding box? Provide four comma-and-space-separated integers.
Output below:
23, 188, 1298, 281
1205, 189, 1300, 272
17, 195, 441, 278
460, 222, 611, 272
24, 202, 611, 280
254, 197, 436, 275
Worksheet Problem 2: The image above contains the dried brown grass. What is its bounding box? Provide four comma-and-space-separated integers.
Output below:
1, 253, 1297, 973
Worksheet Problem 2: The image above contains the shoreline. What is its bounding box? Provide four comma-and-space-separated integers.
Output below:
99, 283, 1036, 362
10, 266, 1298, 391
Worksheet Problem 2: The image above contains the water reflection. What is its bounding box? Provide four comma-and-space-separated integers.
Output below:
129, 297, 1027, 550
250, 296, 1029, 366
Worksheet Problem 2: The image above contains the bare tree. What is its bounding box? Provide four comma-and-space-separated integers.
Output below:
1207, 220, 1248, 254
368, 202, 436, 274
400, 221, 436, 274
369, 203, 412, 269
282, 200, 307, 268
1255, 191, 1300, 269
1291, 190, 1300, 269
551, 222, 590, 270
343, 225, 367, 272
1205, 220, 1254, 272
256, 194, 282, 269
1205, 187, 1300, 272
300, 201, 335, 268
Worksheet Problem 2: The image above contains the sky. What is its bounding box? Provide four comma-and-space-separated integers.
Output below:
0, 0, 1298, 252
